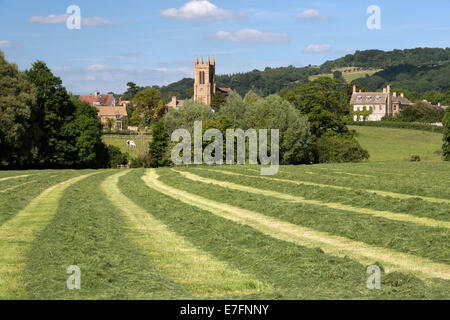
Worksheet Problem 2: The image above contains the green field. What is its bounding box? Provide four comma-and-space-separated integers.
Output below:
309, 69, 381, 82
0, 162, 449, 299
103, 136, 152, 159
350, 126, 444, 162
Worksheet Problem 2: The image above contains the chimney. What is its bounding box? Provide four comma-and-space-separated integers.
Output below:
387, 85, 391, 94
400, 93, 404, 98
353, 85, 356, 93
393, 92, 397, 97
359, 90, 362, 93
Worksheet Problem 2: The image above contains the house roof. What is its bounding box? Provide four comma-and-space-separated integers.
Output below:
96, 106, 127, 118
79, 94, 115, 106
217, 87, 232, 95
350, 92, 388, 105
392, 96, 412, 105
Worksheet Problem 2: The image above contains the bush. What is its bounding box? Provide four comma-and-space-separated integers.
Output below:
409, 155, 421, 162
106, 145, 128, 168
443, 109, 450, 161
316, 134, 369, 163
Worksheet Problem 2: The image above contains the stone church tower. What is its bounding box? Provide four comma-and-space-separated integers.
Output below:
194, 56, 216, 106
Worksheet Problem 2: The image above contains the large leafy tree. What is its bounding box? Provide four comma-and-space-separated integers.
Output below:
244, 95, 313, 164
131, 87, 163, 126
281, 77, 350, 139
25, 61, 78, 167
0, 51, 40, 168
25, 61, 108, 168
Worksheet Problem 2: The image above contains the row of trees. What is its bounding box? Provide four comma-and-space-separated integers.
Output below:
146, 77, 369, 167
0, 52, 121, 169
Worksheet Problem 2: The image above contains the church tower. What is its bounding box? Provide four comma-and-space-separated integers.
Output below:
194, 55, 216, 107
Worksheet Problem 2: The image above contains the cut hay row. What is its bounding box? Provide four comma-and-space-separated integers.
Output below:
235, 168, 450, 205
179, 170, 450, 229
101, 171, 268, 297
0, 175, 59, 194
0, 175, 31, 183
0, 172, 96, 299
145, 170, 450, 280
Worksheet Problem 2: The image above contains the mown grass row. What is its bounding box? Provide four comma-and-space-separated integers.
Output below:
0, 164, 448, 299
160, 169, 449, 266
0, 170, 87, 227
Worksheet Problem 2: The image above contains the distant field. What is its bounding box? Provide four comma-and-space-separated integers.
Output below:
0, 162, 449, 299
309, 69, 381, 82
103, 136, 152, 159
350, 126, 444, 162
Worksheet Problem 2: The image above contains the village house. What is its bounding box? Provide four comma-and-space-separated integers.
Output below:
78, 92, 128, 131
350, 85, 412, 121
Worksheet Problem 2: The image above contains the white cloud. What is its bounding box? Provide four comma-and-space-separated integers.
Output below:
293, 9, 326, 20
305, 44, 331, 53
85, 64, 115, 71
0, 40, 20, 49
161, 0, 244, 21
208, 29, 291, 43
29, 14, 129, 26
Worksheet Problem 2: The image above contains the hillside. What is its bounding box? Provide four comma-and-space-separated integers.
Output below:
157, 47, 450, 101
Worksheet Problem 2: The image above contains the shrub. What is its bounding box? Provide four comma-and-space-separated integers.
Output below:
409, 155, 421, 162
316, 134, 369, 163
107, 145, 128, 168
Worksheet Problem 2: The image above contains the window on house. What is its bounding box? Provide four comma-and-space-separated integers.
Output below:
357, 96, 362, 102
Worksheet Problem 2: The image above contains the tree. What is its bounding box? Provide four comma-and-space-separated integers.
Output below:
0, 51, 40, 168
131, 87, 163, 126
244, 95, 313, 164
25, 61, 78, 168
211, 92, 227, 112
217, 92, 247, 128
25, 61, 108, 168
70, 99, 109, 168
333, 70, 343, 80
281, 77, 350, 139
121, 82, 143, 101
443, 108, 450, 161
149, 120, 168, 168
243, 90, 262, 107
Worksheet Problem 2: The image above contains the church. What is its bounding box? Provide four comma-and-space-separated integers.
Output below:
166, 56, 231, 109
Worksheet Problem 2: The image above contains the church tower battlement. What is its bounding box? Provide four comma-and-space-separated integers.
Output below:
194, 55, 216, 107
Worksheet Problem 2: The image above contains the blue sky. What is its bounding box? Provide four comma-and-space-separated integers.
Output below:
1, 0, 449, 94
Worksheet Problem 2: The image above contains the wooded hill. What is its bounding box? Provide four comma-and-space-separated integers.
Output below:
156, 47, 450, 101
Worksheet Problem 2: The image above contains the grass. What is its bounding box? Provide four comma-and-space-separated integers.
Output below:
102, 171, 267, 298
103, 135, 152, 160
350, 126, 444, 162
0, 161, 448, 299
309, 69, 381, 82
